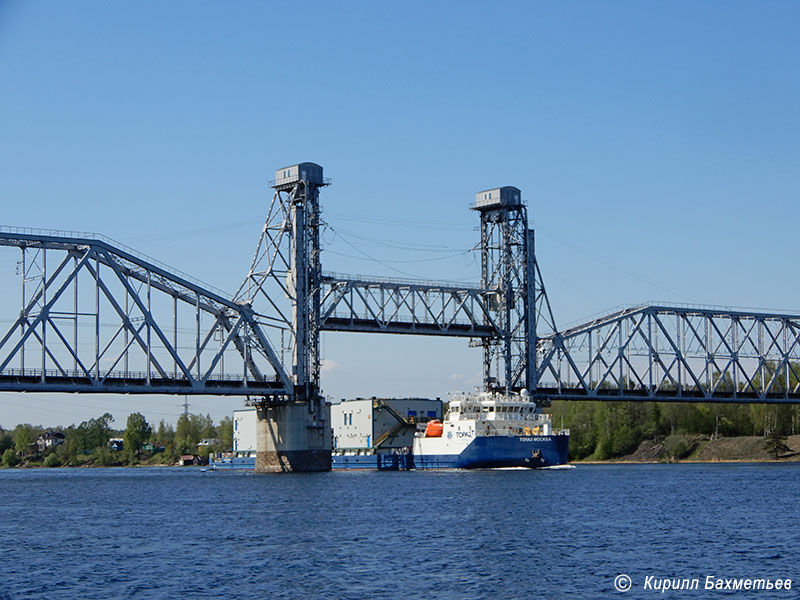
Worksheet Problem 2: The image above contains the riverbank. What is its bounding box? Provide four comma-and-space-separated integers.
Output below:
579, 434, 800, 464
5, 435, 800, 468
0, 462, 187, 469
0, 452, 207, 469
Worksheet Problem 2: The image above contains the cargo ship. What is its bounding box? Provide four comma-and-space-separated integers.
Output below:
211, 392, 568, 470
412, 390, 569, 469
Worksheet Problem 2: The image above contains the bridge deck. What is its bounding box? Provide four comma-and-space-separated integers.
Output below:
0, 372, 285, 395
534, 387, 800, 404
321, 317, 494, 337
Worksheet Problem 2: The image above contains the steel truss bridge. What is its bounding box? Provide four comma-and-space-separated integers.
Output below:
2, 162, 800, 407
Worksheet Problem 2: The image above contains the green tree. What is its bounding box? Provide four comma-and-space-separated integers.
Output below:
646, 402, 662, 440
547, 400, 598, 460
93, 446, 114, 466
200, 413, 216, 440
88, 413, 114, 449
154, 420, 175, 444
2, 447, 20, 467
764, 430, 790, 459
593, 403, 615, 460
774, 404, 793, 436
78, 413, 114, 452
67, 423, 89, 457
13, 424, 36, 455
715, 404, 755, 437
219, 416, 233, 452
163, 440, 179, 464
59, 413, 115, 465
124, 412, 152, 462
175, 413, 215, 453
55, 439, 73, 465
175, 414, 196, 452
0, 433, 13, 454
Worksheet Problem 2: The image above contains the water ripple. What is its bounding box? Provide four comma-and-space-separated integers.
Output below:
0, 464, 798, 599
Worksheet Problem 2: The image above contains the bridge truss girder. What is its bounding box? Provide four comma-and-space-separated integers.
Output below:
319, 274, 497, 337
0, 231, 290, 396
535, 304, 800, 404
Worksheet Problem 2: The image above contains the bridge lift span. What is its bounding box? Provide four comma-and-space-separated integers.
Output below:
2, 162, 800, 471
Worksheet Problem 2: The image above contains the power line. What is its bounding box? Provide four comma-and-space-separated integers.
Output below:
324, 226, 433, 278
1, 394, 178, 418
326, 225, 469, 253
324, 248, 472, 265
324, 210, 474, 232
538, 227, 702, 304
323, 224, 475, 280
119, 220, 254, 246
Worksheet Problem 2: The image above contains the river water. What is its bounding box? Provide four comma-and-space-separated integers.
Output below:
0, 464, 798, 599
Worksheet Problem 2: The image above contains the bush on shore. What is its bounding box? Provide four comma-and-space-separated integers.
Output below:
2, 448, 20, 467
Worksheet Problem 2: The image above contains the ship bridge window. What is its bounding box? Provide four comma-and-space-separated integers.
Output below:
488, 406, 494, 412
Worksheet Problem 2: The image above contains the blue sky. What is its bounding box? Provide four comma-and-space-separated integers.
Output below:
1, 1, 798, 429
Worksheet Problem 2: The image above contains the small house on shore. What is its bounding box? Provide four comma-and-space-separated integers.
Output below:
37, 431, 65, 452
143, 442, 165, 453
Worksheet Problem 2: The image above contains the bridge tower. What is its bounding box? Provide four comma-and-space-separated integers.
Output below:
472, 187, 556, 395
235, 162, 331, 472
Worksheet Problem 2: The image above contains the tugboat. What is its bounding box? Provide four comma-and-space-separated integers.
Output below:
412, 389, 569, 469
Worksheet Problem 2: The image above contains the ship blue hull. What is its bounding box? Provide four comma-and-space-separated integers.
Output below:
210, 454, 414, 471
414, 435, 570, 470
209, 456, 256, 470
331, 454, 413, 471
212, 435, 569, 471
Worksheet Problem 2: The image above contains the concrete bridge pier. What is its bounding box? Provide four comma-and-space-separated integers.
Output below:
255, 400, 331, 472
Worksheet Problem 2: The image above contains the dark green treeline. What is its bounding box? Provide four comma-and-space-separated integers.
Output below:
1, 412, 234, 468
546, 400, 799, 460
